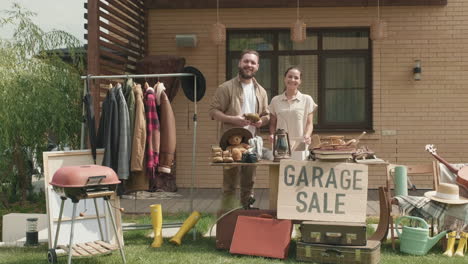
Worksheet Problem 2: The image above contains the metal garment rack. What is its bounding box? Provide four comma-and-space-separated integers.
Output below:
80, 73, 198, 216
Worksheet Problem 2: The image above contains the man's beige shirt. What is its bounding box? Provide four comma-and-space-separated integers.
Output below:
209, 76, 270, 136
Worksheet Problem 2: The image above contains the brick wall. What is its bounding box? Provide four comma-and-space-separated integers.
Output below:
147, 1, 466, 189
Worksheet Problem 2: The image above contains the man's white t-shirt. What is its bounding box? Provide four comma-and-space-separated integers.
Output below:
241, 81, 256, 136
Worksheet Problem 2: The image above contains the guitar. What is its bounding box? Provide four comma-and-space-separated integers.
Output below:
425, 144, 468, 190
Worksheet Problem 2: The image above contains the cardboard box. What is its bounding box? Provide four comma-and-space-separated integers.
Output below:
277, 160, 368, 223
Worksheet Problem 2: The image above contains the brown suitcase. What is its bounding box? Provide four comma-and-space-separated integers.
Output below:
300, 221, 367, 246
230, 215, 293, 259
296, 240, 381, 264
215, 209, 276, 250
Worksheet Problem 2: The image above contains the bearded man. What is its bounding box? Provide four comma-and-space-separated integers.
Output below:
209, 49, 270, 212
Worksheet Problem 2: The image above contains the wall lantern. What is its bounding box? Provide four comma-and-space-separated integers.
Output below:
370, 0, 387, 41
211, 0, 226, 45
291, 0, 306, 43
413, 60, 422, 81
175, 34, 198, 48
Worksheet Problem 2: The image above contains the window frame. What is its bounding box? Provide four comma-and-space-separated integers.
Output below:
226, 27, 373, 131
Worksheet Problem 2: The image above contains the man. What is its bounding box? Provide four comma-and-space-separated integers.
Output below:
209, 49, 270, 210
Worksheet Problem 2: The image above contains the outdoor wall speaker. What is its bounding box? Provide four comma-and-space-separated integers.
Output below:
176, 34, 198, 48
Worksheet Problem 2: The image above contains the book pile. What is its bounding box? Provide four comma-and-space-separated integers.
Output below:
311, 148, 355, 160
309, 134, 360, 160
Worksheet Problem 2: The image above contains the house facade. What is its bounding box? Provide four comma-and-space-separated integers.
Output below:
87, 0, 464, 189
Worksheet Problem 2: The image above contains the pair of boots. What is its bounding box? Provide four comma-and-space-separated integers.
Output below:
443, 231, 467, 257
150, 204, 201, 248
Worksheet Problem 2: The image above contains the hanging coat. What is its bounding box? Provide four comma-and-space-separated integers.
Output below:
97, 87, 119, 172
155, 82, 176, 174
83, 77, 97, 164
116, 85, 131, 180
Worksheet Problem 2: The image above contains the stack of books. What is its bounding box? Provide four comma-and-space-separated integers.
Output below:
311, 148, 356, 160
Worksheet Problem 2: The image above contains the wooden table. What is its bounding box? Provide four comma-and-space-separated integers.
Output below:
211, 160, 388, 210
210, 160, 280, 209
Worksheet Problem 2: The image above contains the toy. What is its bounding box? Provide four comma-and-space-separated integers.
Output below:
211, 146, 224, 163
227, 135, 250, 161
219, 127, 253, 162
243, 113, 260, 123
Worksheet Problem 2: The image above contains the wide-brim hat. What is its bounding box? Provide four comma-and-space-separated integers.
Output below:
424, 183, 468, 204
219, 128, 253, 151
180, 66, 206, 102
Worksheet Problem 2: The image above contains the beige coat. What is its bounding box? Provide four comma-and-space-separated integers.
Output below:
130, 84, 147, 171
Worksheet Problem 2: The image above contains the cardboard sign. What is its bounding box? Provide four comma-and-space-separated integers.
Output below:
277, 160, 368, 223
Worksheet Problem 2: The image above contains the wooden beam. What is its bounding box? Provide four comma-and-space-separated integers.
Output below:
98, 21, 142, 49
100, 31, 144, 54
98, 1, 143, 31
144, 0, 447, 9
86, 0, 101, 128
98, 10, 143, 39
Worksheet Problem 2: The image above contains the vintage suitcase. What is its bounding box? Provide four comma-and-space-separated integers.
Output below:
296, 240, 381, 264
215, 209, 276, 250
300, 221, 367, 246
230, 215, 293, 259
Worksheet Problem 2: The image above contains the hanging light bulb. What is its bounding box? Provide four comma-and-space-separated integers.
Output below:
370, 0, 387, 41
211, 0, 226, 45
291, 0, 306, 43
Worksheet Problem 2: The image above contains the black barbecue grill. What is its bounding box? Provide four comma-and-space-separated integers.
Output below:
47, 165, 126, 264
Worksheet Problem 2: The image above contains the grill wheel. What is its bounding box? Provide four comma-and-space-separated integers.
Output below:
47, 248, 57, 263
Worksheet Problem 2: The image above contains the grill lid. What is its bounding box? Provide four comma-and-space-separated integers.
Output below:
50, 165, 120, 188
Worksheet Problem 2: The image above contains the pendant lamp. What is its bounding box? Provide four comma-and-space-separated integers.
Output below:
291, 0, 306, 43
211, 0, 226, 45
370, 0, 387, 41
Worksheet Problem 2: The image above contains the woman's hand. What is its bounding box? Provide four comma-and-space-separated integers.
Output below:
269, 134, 275, 145
303, 135, 311, 145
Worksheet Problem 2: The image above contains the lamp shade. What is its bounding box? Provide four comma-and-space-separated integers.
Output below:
291, 19, 306, 43
370, 18, 387, 41
211, 22, 226, 45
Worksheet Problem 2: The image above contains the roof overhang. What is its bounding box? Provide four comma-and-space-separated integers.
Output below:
145, 0, 447, 9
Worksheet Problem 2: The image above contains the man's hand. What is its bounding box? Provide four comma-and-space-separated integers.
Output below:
230, 115, 251, 127
251, 119, 262, 128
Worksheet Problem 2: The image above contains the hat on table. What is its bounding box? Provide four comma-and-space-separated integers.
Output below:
424, 183, 468, 204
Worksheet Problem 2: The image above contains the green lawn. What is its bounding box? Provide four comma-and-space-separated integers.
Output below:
0, 213, 466, 264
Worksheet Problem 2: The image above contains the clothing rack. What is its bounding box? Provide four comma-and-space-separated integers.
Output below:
80, 73, 198, 217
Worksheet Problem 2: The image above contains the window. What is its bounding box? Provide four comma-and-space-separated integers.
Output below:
226, 28, 372, 131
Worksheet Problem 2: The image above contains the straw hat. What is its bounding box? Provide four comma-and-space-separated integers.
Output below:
424, 183, 468, 204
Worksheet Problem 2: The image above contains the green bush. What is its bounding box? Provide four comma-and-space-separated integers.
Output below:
0, 4, 84, 203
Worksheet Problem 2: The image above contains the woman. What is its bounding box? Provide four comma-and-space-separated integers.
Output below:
269, 66, 317, 148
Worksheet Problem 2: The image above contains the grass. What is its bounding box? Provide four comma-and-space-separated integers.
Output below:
1, 213, 467, 264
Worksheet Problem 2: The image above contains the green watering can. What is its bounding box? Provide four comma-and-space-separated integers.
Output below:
395, 216, 447, 255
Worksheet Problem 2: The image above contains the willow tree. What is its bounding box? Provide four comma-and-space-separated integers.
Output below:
0, 4, 84, 203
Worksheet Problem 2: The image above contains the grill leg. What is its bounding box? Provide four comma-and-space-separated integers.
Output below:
93, 198, 104, 241
105, 197, 126, 264
53, 197, 66, 249
67, 201, 78, 264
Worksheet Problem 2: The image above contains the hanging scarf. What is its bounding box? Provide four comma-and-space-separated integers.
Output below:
144, 83, 160, 179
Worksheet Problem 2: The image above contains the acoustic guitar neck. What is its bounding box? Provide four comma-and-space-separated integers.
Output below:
424, 144, 459, 174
